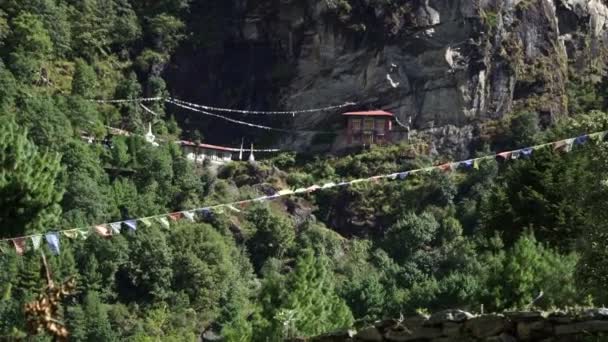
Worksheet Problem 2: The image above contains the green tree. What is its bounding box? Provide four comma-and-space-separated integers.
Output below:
383, 211, 439, 263
83, 291, 118, 341
8, 12, 53, 81
246, 206, 296, 272
71, 59, 97, 98
0, 120, 64, 237
482, 234, 579, 310
122, 225, 173, 302
253, 250, 353, 339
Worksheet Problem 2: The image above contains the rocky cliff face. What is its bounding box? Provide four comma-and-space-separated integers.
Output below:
169, 0, 608, 156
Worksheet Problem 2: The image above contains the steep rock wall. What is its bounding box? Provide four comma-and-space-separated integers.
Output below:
168, 0, 608, 155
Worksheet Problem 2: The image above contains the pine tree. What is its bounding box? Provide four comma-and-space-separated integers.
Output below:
0, 120, 64, 238
71, 59, 97, 98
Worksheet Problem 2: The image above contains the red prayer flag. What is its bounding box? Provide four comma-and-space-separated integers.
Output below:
497, 152, 512, 160
438, 163, 453, 173
169, 212, 183, 221
12, 238, 27, 255
94, 225, 112, 237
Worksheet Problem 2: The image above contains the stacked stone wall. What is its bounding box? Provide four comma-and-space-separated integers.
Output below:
300, 309, 608, 341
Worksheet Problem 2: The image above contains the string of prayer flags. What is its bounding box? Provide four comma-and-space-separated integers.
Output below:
4, 128, 608, 258
31, 235, 42, 251
124, 220, 137, 232
13, 238, 26, 256
45, 233, 60, 255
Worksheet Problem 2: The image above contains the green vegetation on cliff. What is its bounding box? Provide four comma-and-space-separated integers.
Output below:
1, 1, 608, 341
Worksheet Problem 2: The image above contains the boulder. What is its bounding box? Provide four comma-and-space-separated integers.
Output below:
517, 320, 552, 340
354, 327, 383, 342
554, 320, 608, 335
465, 314, 506, 338
427, 309, 474, 325
384, 326, 442, 341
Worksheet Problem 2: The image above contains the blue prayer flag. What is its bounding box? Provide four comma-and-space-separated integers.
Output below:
45, 232, 60, 255
398, 172, 409, 180
575, 135, 588, 145
460, 160, 474, 169
521, 148, 534, 157
124, 220, 137, 231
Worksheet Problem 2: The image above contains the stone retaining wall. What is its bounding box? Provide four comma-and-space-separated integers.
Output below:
300, 309, 608, 341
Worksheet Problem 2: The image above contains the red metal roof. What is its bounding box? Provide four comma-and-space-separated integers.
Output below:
342, 110, 394, 117
178, 140, 236, 152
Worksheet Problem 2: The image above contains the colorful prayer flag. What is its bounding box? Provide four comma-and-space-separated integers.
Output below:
140, 218, 152, 227
124, 220, 137, 232
575, 135, 589, 145
294, 188, 307, 193
0, 242, 8, 254
553, 139, 574, 152
12, 238, 26, 256
158, 217, 170, 229
511, 150, 521, 160
31, 235, 42, 251
497, 152, 512, 160
169, 212, 182, 221
227, 205, 241, 213
306, 185, 321, 193
77, 229, 90, 240
94, 225, 112, 237
62, 230, 80, 239
182, 211, 195, 222
398, 172, 409, 180
521, 148, 534, 157
459, 160, 474, 169
322, 182, 337, 188
278, 189, 294, 196
45, 232, 60, 255
110, 222, 122, 234
388, 173, 398, 180
438, 163, 453, 173
197, 208, 212, 218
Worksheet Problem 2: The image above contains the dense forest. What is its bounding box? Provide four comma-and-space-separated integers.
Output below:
2, 0, 608, 341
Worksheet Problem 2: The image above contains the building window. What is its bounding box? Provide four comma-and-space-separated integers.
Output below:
351, 118, 361, 132
363, 118, 374, 131
375, 119, 385, 133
